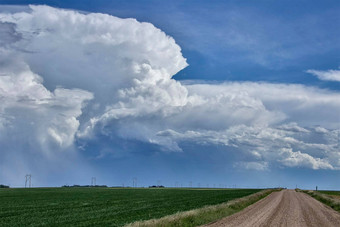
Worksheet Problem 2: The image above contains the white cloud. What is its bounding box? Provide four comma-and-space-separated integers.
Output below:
186, 82, 340, 129
279, 148, 334, 170
0, 61, 93, 150
234, 162, 269, 171
0, 5, 187, 98
156, 125, 339, 170
307, 69, 340, 82
278, 122, 309, 133
314, 126, 329, 134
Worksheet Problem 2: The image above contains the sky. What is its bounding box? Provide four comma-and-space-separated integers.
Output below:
0, 1, 339, 189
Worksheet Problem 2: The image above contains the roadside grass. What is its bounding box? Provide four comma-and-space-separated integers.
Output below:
0, 187, 263, 226
126, 188, 279, 227
298, 189, 340, 212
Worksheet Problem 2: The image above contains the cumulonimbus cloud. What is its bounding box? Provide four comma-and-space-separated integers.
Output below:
0, 5, 340, 186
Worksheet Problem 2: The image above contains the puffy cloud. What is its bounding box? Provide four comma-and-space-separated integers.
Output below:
279, 148, 334, 170
307, 69, 340, 82
0, 61, 93, 149
314, 126, 329, 134
0, 5, 187, 100
0, 4, 340, 186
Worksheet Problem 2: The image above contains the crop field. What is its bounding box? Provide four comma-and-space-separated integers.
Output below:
0, 187, 261, 226
318, 190, 340, 197
301, 190, 340, 213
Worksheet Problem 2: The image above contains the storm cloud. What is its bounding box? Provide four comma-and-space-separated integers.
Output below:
0, 5, 339, 186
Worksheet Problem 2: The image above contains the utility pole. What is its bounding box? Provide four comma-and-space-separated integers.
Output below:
91, 177, 96, 186
25, 174, 31, 188
133, 178, 137, 188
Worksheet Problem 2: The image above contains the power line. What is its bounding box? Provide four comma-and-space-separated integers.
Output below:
25, 174, 31, 188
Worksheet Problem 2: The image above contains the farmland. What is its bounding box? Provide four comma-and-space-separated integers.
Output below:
0, 187, 261, 226
318, 190, 340, 198
300, 189, 340, 213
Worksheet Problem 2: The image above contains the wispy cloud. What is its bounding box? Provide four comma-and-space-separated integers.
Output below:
307, 69, 340, 82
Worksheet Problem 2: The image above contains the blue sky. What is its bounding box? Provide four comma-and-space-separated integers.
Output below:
0, 1, 339, 189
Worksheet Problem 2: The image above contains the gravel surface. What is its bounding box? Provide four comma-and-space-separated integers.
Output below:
204, 189, 340, 227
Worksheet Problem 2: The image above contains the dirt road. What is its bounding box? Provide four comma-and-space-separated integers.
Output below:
205, 189, 340, 227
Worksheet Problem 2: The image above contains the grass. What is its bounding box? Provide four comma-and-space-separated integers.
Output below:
126, 189, 278, 227
0, 187, 263, 226
299, 189, 340, 212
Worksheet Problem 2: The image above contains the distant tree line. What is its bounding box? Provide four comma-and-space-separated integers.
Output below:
149, 185, 165, 188
0, 184, 10, 188
62, 185, 108, 188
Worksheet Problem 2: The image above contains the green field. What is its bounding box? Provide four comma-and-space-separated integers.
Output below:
0, 187, 261, 226
318, 190, 340, 197
318, 190, 340, 211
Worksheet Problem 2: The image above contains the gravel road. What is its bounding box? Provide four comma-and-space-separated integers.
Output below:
205, 189, 340, 227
